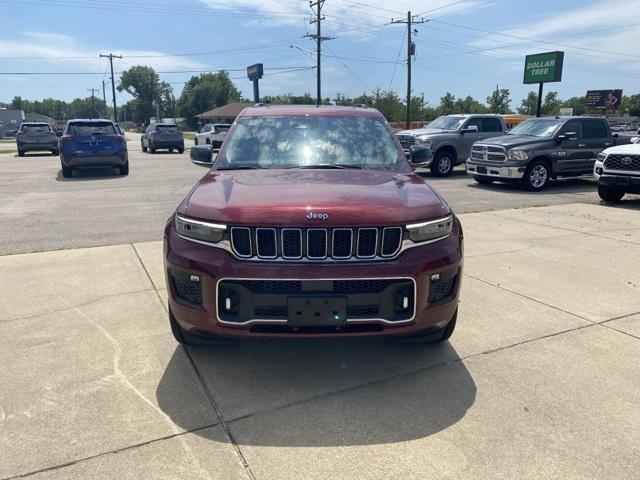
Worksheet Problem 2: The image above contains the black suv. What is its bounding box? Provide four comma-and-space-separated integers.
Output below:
466, 117, 622, 191
16, 122, 59, 156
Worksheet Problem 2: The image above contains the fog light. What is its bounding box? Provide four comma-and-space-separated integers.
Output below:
431, 273, 440, 281
596, 167, 603, 175
402, 296, 409, 309
225, 297, 231, 310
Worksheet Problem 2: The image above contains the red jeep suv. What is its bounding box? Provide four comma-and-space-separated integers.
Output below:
164, 105, 463, 343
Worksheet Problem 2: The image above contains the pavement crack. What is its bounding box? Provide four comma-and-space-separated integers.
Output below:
0, 422, 220, 480
0, 288, 155, 324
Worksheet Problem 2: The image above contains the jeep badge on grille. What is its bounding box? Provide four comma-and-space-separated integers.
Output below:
307, 212, 329, 220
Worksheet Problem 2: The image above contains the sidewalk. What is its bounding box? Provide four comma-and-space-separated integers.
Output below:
1, 203, 638, 480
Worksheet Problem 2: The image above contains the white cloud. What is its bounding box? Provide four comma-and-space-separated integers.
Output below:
468, 0, 640, 66
0, 31, 208, 72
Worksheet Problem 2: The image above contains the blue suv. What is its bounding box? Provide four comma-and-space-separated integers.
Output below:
59, 119, 128, 178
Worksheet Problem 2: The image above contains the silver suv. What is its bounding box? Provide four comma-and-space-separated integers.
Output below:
396, 114, 507, 176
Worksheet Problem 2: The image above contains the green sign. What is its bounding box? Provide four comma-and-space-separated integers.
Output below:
523, 51, 564, 84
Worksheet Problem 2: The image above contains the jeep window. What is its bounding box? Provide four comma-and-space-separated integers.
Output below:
583, 120, 608, 139
67, 122, 116, 136
482, 117, 502, 132
20, 124, 52, 134
508, 119, 562, 138
156, 125, 178, 133
218, 115, 408, 171
428, 115, 466, 130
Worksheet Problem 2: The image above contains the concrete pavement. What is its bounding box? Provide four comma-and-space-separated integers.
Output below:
0, 203, 639, 479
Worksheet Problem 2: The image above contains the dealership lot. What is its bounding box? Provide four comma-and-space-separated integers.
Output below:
2, 149, 634, 255
1, 157, 639, 480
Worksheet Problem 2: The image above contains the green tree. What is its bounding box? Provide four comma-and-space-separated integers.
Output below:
561, 96, 587, 116
438, 92, 457, 114
487, 87, 511, 114
541, 91, 561, 115
177, 71, 242, 129
118, 65, 172, 123
517, 91, 538, 115
620, 94, 640, 117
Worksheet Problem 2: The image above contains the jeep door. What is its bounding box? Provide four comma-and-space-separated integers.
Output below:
582, 119, 614, 172
554, 120, 589, 175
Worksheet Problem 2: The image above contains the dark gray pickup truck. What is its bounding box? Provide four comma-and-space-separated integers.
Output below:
466, 116, 626, 191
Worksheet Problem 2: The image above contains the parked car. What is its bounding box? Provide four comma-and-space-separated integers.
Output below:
466, 116, 626, 191
194, 123, 230, 147
165, 105, 463, 345
396, 114, 508, 176
15, 122, 58, 156
594, 143, 640, 202
59, 119, 128, 178
141, 123, 184, 153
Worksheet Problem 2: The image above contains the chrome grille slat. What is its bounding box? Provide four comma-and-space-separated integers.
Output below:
471, 144, 507, 163
604, 154, 640, 172
229, 227, 403, 262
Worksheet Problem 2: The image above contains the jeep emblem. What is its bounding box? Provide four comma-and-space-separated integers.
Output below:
621, 156, 633, 166
307, 212, 328, 221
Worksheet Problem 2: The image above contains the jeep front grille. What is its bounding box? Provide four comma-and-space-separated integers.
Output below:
230, 226, 403, 262
604, 154, 640, 172
470, 144, 507, 162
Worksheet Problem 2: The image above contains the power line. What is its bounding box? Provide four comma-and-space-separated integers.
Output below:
391, 11, 428, 129
306, 0, 334, 106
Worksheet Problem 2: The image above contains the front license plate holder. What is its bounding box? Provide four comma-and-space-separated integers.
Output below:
477, 166, 488, 174
288, 296, 347, 327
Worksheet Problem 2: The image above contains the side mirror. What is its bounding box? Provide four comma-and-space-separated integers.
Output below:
460, 125, 479, 134
190, 145, 214, 167
409, 145, 433, 168
557, 132, 578, 142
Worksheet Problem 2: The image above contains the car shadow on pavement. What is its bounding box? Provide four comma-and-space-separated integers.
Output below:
466, 177, 597, 195
157, 338, 476, 446
55, 168, 125, 181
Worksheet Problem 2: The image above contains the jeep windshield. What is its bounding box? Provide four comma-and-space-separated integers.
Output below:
508, 119, 562, 138
216, 115, 408, 171
427, 116, 466, 131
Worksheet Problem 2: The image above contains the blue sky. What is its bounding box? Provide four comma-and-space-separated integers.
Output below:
1, 0, 640, 109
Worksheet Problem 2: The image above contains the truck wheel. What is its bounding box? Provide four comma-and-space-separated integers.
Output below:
473, 176, 494, 185
598, 184, 624, 203
61, 165, 73, 178
430, 150, 455, 177
119, 162, 129, 176
522, 160, 550, 191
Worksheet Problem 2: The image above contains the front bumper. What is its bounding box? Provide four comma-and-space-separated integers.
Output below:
61, 151, 127, 168
598, 173, 640, 193
164, 217, 463, 338
466, 159, 525, 180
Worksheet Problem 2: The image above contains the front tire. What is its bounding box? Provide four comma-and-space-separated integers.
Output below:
522, 160, 550, 191
430, 150, 455, 177
598, 184, 624, 203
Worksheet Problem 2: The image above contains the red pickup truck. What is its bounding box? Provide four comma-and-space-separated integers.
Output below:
164, 105, 463, 344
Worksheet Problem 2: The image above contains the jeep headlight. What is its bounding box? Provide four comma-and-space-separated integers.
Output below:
406, 215, 453, 243
416, 135, 433, 148
507, 150, 529, 161
597, 152, 607, 161
175, 215, 226, 243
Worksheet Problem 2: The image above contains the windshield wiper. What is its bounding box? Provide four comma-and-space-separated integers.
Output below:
295, 163, 362, 170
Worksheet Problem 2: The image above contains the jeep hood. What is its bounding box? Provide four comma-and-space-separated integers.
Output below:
183, 169, 450, 226
479, 134, 551, 149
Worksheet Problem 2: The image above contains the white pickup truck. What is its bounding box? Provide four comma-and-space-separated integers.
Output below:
594, 141, 640, 202
193, 123, 231, 148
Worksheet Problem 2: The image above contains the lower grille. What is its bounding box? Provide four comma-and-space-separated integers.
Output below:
605, 154, 640, 171
428, 270, 459, 304
218, 278, 415, 324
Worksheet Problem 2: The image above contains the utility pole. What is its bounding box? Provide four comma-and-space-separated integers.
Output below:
306, 1, 333, 106
99, 53, 122, 122
391, 12, 427, 129
87, 88, 97, 118
102, 80, 107, 115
